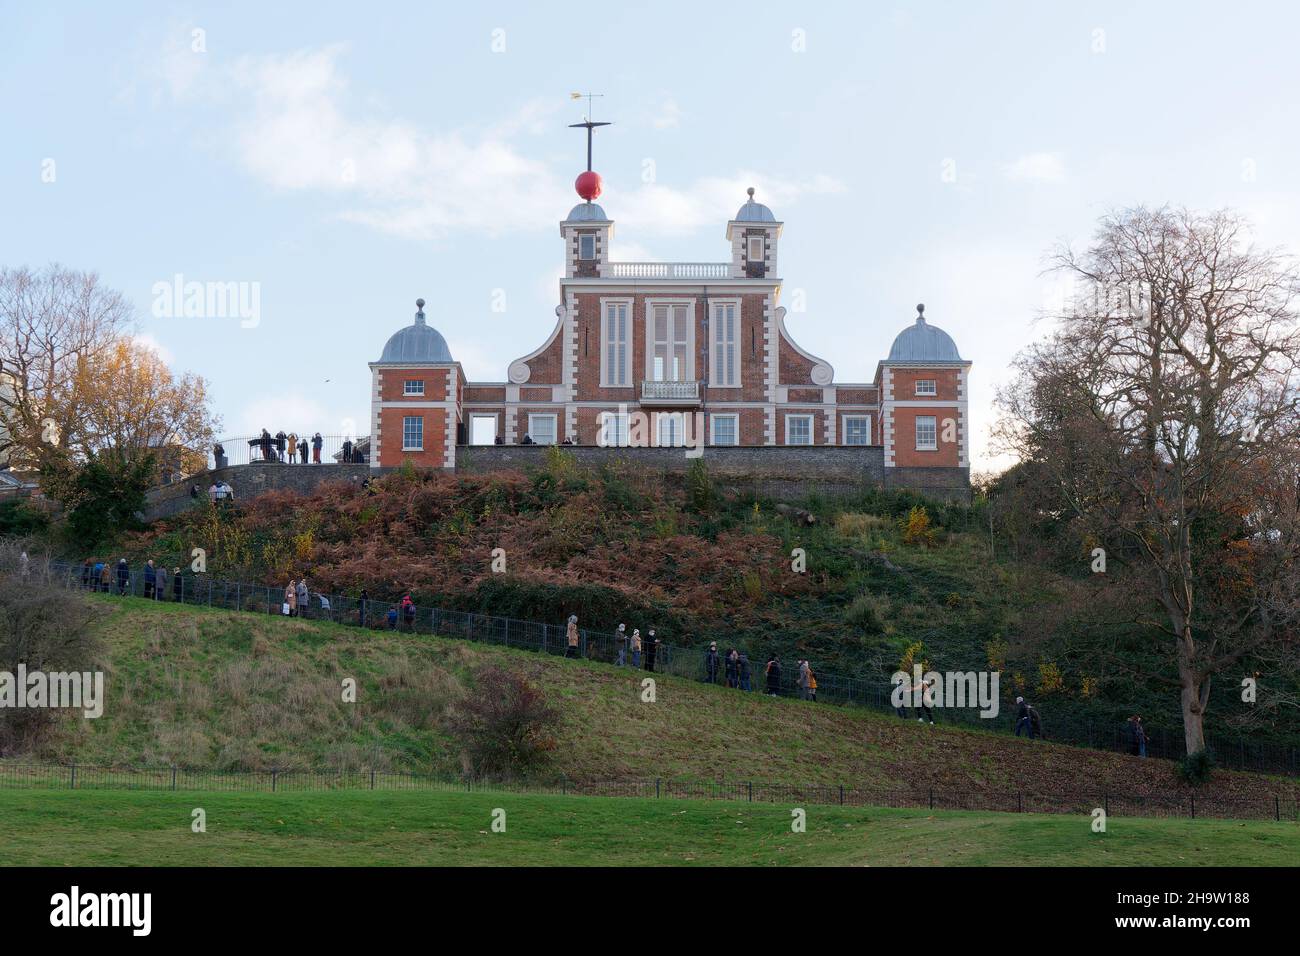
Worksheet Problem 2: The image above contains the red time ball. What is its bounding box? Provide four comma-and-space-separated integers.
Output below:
575, 170, 603, 201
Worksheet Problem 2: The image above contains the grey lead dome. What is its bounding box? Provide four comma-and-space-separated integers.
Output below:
887, 308, 963, 363
733, 188, 776, 223
376, 301, 454, 364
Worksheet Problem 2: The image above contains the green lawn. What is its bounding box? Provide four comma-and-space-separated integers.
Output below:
0, 789, 1293, 866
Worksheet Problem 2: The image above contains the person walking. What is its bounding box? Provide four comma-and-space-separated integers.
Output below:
1028, 703, 1044, 740
725, 649, 739, 689
565, 615, 579, 658
614, 623, 627, 666
285, 579, 298, 617
1014, 697, 1032, 737
143, 559, 156, 599
171, 567, 183, 602
705, 642, 719, 684
738, 652, 752, 691
765, 655, 782, 696
312, 432, 323, 463
296, 578, 310, 620
287, 433, 298, 463
630, 628, 642, 668
644, 629, 658, 672
912, 676, 936, 724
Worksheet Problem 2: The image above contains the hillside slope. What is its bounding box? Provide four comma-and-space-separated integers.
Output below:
26, 596, 1298, 813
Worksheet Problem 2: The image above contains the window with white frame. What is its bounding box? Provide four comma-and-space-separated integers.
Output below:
786, 414, 813, 446
602, 300, 631, 387
710, 301, 739, 387
402, 416, 424, 450
403, 379, 425, 396
746, 236, 765, 262
915, 379, 937, 396
598, 411, 630, 447
711, 414, 738, 446
657, 412, 684, 447
578, 234, 596, 261
649, 303, 691, 381
915, 415, 937, 450
843, 415, 871, 446
528, 414, 558, 445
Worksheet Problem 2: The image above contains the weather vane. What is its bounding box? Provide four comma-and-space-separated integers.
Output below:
569, 91, 610, 172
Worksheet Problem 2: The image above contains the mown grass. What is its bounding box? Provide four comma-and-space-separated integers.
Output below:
0, 789, 1293, 866
30, 597, 1299, 813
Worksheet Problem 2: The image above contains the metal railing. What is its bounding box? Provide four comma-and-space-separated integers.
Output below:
208, 435, 369, 469
640, 380, 701, 402
606, 262, 731, 279
0, 760, 1293, 822
39, 559, 1300, 777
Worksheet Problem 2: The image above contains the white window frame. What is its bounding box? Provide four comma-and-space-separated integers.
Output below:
711, 413, 739, 446
842, 414, 872, 446
709, 299, 741, 388
402, 415, 424, 451
656, 412, 685, 448
915, 415, 938, 451
746, 235, 765, 262
785, 414, 814, 446
528, 413, 558, 446
403, 379, 425, 396
578, 234, 596, 261
597, 410, 630, 447
915, 379, 937, 396
645, 299, 695, 382
600, 298, 633, 388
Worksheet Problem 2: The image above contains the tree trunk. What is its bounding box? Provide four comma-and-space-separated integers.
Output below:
1176, 631, 1207, 756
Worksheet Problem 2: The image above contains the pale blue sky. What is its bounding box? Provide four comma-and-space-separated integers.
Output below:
5, 1, 1298, 468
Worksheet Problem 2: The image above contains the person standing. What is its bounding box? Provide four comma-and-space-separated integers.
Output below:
765, 656, 782, 696
312, 432, 323, 463
358, 589, 370, 627
287, 433, 298, 463
401, 594, 416, 630
565, 615, 579, 658
644, 629, 658, 672
296, 578, 310, 620
99, 562, 111, 592
1014, 697, 1032, 737
154, 562, 166, 601
630, 628, 642, 668
342, 438, 353, 464
172, 567, 183, 602
797, 659, 811, 700
285, 579, 297, 617
275, 430, 287, 462
912, 676, 936, 725
1132, 715, 1147, 757
299, 437, 309, 464
143, 560, 156, 599
81, 559, 92, 590
614, 623, 627, 666
738, 652, 752, 691
704, 642, 719, 684
808, 665, 818, 703
725, 649, 739, 689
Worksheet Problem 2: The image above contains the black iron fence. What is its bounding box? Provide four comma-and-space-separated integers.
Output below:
0, 760, 1294, 823
38, 558, 1300, 777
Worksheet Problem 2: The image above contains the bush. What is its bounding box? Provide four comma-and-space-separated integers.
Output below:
0, 499, 50, 537
900, 505, 938, 547
844, 592, 890, 633
444, 666, 560, 780
1177, 748, 1217, 786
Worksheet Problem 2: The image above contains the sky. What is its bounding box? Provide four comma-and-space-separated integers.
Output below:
4, 0, 1300, 471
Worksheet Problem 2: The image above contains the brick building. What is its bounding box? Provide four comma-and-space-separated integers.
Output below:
370, 179, 970, 488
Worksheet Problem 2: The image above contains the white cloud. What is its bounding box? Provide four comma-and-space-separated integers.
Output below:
133, 333, 174, 365
1003, 152, 1067, 184
652, 98, 683, 129
613, 172, 844, 235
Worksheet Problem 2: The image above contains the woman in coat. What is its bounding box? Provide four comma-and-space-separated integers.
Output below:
285, 579, 297, 616
296, 579, 310, 619
565, 615, 579, 658
630, 629, 642, 668
765, 656, 782, 696
287, 433, 298, 463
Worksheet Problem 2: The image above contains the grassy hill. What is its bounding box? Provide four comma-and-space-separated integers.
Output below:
22, 595, 1299, 815
1, 789, 1295, 866
98, 457, 1295, 748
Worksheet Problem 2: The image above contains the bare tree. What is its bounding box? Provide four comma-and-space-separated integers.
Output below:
997, 206, 1300, 755
0, 264, 133, 469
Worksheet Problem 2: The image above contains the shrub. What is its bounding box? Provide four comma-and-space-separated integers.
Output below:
685, 458, 716, 513
444, 666, 560, 780
1036, 661, 1065, 696
1177, 748, 1217, 786
900, 505, 938, 547
844, 592, 890, 633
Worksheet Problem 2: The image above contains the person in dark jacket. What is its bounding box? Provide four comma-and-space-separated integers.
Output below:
358, 589, 370, 627
765, 656, 782, 696
260, 429, 273, 462
1014, 697, 1034, 738
299, 437, 309, 463
81, 559, 93, 589
143, 559, 156, 599
644, 629, 658, 672
275, 430, 287, 461
1127, 715, 1147, 757
725, 649, 739, 688
312, 433, 323, 463
116, 558, 129, 595
738, 653, 752, 691
154, 563, 166, 601
172, 567, 183, 601
704, 642, 720, 684
341, 439, 353, 463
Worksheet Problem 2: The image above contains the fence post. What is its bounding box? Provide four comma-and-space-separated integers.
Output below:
656, 777, 661, 799
1104, 793, 1109, 816
839, 784, 844, 806
1017, 792, 1023, 813
928, 788, 934, 810
70, 761, 76, 790
272, 768, 278, 792
1276, 795, 1281, 822
1190, 794, 1195, 819
748, 781, 753, 802
171, 765, 177, 791
371, 768, 376, 791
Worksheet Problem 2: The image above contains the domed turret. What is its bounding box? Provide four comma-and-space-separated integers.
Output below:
887, 304, 963, 363
375, 298, 454, 365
